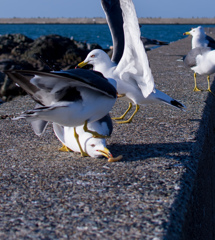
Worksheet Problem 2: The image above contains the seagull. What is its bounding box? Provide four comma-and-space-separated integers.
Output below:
53, 114, 112, 156
5, 69, 117, 156
77, 0, 185, 124
183, 26, 215, 49
53, 114, 122, 161
19, 102, 121, 160
27, 105, 116, 159
183, 47, 215, 94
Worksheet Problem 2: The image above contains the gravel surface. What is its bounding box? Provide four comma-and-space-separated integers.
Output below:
1, 29, 215, 240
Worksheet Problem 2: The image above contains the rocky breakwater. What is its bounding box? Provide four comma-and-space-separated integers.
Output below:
0, 33, 104, 102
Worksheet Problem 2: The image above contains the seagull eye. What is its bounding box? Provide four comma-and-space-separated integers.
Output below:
91, 144, 95, 148
91, 54, 95, 58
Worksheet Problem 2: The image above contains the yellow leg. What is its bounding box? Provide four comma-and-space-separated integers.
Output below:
112, 102, 132, 120
59, 144, 73, 152
116, 104, 140, 124
206, 75, 215, 96
83, 121, 109, 138
193, 73, 202, 92
74, 127, 89, 157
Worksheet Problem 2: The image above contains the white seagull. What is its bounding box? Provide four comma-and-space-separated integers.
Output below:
53, 114, 122, 161
77, 0, 185, 124
5, 69, 117, 156
183, 26, 215, 49
183, 47, 215, 94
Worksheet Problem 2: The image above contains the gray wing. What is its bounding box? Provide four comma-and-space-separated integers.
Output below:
30, 103, 49, 136
183, 47, 211, 68
5, 69, 117, 106
31, 119, 49, 136
52, 69, 116, 98
96, 114, 113, 136
101, 0, 124, 64
87, 113, 113, 136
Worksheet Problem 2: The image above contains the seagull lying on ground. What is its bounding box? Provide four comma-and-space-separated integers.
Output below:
5, 69, 117, 156
53, 114, 122, 161
77, 0, 185, 124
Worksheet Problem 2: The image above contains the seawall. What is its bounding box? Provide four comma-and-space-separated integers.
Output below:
0, 17, 215, 24
0, 29, 215, 239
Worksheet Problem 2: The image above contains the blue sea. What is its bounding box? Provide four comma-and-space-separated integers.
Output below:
0, 24, 215, 49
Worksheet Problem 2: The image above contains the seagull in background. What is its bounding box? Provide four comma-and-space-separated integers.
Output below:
183, 47, 215, 94
183, 26, 215, 49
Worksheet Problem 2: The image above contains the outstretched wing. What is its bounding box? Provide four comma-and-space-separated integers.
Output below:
5, 69, 117, 106
52, 69, 116, 98
115, 0, 155, 98
101, 0, 124, 64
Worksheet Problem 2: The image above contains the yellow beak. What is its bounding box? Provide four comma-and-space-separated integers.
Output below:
183, 31, 191, 36
77, 61, 89, 68
97, 147, 113, 159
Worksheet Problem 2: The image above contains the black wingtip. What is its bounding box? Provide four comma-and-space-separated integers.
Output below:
170, 100, 186, 110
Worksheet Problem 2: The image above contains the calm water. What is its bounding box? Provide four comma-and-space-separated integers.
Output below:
0, 24, 215, 49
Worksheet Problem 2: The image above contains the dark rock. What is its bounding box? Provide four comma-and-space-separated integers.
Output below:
0, 33, 103, 101
0, 33, 33, 54
23, 34, 76, 60
0, 60, 35, 101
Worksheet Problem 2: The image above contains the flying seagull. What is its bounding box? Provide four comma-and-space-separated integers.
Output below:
77, 0, 185, 124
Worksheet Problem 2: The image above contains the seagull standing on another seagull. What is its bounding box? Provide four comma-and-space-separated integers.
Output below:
77, 0, 185, 124
5, 69, 117, 156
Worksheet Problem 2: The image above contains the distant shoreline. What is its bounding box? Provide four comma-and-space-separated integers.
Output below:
0, 17, 215, 25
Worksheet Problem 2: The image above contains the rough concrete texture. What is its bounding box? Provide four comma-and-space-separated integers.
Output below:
1, 28, 215, 240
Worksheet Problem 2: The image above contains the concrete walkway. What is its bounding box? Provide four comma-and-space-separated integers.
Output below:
1, 29, 215, 240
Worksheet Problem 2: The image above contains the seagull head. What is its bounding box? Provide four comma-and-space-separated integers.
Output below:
183, 26, 205, 38
85, 137, 113, 159
76, 49, 113, 71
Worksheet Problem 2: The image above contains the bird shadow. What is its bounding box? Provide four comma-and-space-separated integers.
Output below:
108, 141, 193, 165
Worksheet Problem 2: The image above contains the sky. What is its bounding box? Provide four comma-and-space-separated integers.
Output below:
0, 0, 214, 19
